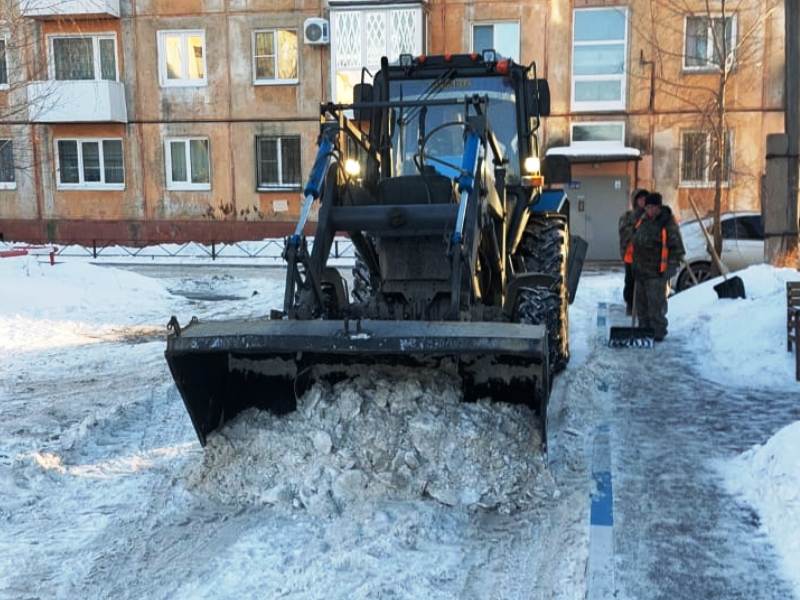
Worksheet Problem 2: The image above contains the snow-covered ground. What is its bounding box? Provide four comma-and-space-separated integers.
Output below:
721, 422, 800, 596
2, 250, 798, 599
0, 254, 596, 599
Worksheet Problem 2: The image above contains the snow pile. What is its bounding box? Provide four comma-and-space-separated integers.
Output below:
669, 264, 800, 390
721, 421, 800, 596
0, 255, 172, 351
186, 369, 554, 515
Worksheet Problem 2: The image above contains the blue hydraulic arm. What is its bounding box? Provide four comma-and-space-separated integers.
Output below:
451, 129, 481, 246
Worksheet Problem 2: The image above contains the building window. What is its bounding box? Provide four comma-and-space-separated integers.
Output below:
684, 16, 736, 70
330, 8, 423, 103
571, 122, 625, 145
158, 31, 206, 87
0, 140, 15, 189
252, 30, 298, 84
165, 137, 210, 190
0, 38, 8, 88
572, 8, 628, 112
472, 22, 520, 62
680, 130, 733, 186
256, 136, 301, 190
56, 139, 124, 189
49, 35, 117, 81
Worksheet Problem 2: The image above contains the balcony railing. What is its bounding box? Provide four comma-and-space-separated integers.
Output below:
27, 80, 128, 123
21, 0, 120, 18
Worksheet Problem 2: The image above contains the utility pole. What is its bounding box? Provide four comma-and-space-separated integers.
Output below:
765, 0, 800, 265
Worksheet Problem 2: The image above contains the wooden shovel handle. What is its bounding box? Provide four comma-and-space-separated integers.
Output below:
686, 196, 729, 278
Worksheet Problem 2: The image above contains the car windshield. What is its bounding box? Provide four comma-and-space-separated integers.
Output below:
388, 76, 520, 182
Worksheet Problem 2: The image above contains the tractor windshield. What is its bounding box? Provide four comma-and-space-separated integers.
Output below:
389, 76, 520, 182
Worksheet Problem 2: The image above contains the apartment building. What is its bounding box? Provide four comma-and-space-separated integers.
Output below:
0, 0, 786, 258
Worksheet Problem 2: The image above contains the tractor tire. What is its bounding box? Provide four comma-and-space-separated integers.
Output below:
351, 252, 375, 303
517, 215, 570, 372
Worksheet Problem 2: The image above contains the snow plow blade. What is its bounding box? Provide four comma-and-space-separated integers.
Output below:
165, 318, 550, 446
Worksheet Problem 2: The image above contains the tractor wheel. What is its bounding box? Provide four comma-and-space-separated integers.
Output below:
351, 252, 375, 303
517, 215, 570, 372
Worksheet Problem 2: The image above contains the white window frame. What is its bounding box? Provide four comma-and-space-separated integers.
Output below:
0, 138, 16, 190
470, 21, 521, 62
682, 14, 738, 72
157, 30, 207, 88
571, 7, 628, 113
255, 135, 302, 191
679, 129, 734, 188
251, 29, 299, 86
47, 33, 119, 82
164, 137, 211, 191
0, 35, 9, 90
570, 121, 626, 146
54, 138, 125, 191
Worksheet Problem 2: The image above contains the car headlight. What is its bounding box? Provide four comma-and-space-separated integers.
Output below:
524, 156, 541, 174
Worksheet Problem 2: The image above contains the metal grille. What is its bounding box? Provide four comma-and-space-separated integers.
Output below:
333, 11, 361, 69
390, 10, 418, 58
364, 11, 387, 69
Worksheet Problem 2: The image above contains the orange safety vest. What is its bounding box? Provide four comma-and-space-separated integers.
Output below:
623, 216, 644, 264
659, 227, 669, 273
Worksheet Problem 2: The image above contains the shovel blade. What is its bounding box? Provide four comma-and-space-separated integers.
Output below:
713, 276, 746, 300
608, 326, 656, 349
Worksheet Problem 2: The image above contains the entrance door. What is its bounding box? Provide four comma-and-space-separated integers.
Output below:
569, 175, 629, 261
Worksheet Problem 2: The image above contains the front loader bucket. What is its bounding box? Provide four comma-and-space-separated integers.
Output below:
165, 318, 550, 446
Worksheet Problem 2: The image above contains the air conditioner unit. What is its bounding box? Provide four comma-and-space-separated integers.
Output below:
304, 18, 330, 45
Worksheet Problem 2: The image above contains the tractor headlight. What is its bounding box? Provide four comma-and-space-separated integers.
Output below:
344, 158, 361, 177
524, 156, 541, 174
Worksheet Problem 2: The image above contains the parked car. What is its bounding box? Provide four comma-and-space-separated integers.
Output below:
673, 211, 764, 292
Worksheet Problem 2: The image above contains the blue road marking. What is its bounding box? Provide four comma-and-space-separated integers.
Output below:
591, 471, 614, 526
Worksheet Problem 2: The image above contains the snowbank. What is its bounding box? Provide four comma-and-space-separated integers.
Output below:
721, 421, 800, 596
187, 368, 555, 515
0, 255, 172, 351
669, 264, 800, 391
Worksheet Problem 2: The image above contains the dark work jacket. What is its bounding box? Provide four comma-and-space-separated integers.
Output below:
632, 206, 685, 279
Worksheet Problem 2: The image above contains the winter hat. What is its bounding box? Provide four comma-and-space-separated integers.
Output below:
632, 188, 649, 207
644, 192, 663, 206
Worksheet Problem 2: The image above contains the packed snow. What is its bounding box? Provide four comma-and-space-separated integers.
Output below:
670, 264, 800, 391
2, 246, 798, 598
721, 421, 800, 597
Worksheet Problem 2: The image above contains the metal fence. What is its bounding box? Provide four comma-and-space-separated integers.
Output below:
0, 237, 356, 263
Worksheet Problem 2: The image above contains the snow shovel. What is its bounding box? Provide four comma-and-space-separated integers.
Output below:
608, 282, 655, 348
686, 197, 746, 300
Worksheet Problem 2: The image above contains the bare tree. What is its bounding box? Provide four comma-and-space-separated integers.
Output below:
636, 0, 779, 259
0, 0, 75, 179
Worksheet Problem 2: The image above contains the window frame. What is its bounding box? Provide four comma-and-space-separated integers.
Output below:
0, 35, 9, 90
682, 14, 738, 73
0, 138, 16, 189
47, 33, 119, 82
251, 29, 299, 86
54, 137, 125, 191
679, 129, 734, 188
255, 135, 302, 191
470, 21, 521, 62
157, 30, 208, 88
571, 6, 629, 113
164, 136, 212, 191
570, 121, 626, 146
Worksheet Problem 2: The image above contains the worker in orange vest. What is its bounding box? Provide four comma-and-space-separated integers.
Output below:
632, 193, 685, 341
619, 188, 649, 315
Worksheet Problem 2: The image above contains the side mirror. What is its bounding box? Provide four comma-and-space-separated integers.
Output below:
526, 78, 551, 118
353, 83, 374, 122
542, 155, 570, 185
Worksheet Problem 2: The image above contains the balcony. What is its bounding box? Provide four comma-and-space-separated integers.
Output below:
27, 80, 128, 123
21, 0, 120, 19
